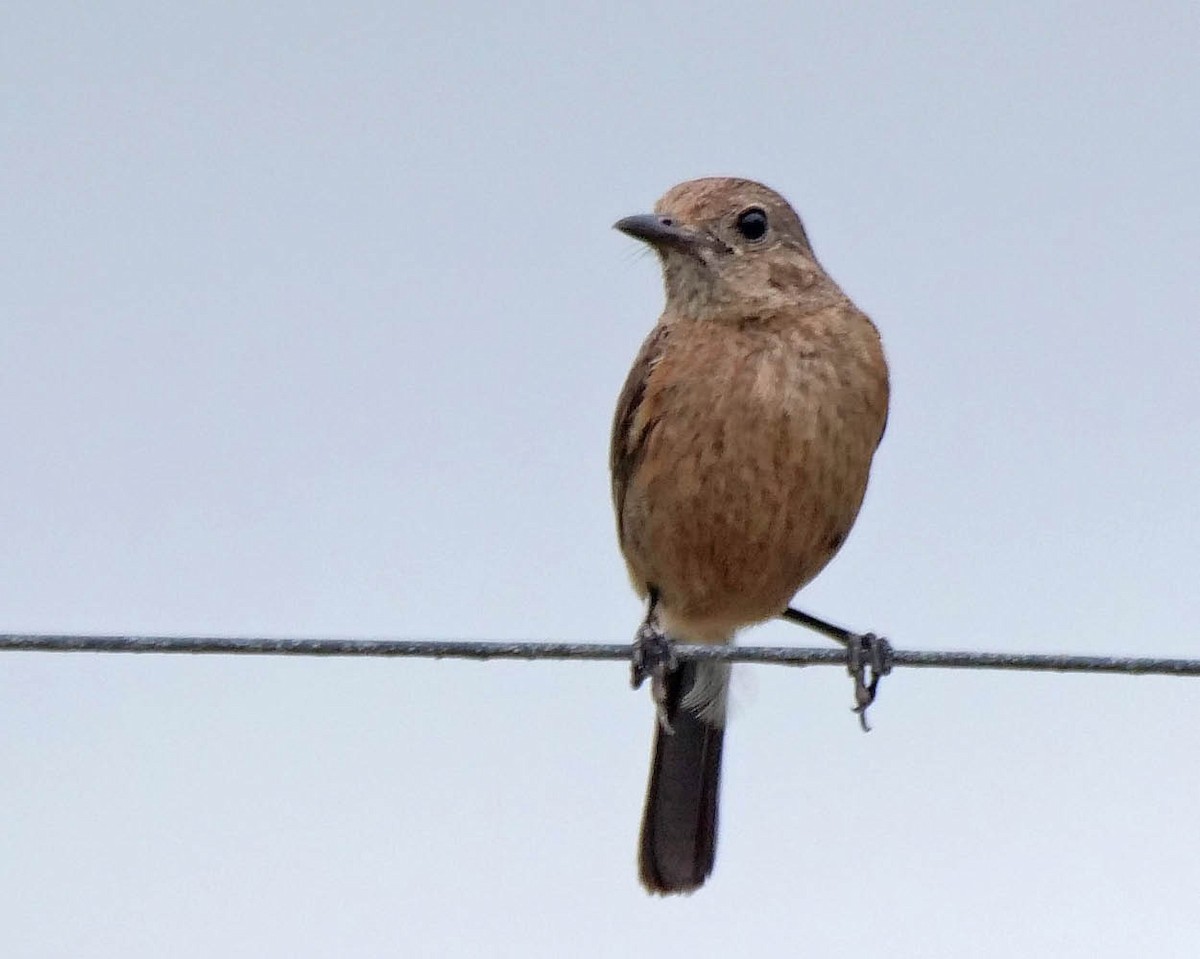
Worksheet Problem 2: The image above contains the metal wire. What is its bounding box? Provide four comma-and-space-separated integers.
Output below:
1, 633, 1199, 677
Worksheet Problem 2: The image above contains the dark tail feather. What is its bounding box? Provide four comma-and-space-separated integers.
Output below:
638, 661, 725, 895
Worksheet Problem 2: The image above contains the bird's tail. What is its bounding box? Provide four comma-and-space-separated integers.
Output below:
639, 660, 728, 895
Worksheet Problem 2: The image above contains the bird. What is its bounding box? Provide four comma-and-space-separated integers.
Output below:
610, 177, 890, 894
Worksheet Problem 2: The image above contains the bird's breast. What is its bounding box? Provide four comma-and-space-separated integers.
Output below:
617, 318, 888, 638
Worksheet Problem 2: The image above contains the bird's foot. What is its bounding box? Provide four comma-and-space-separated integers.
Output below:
631, 620, 678, 734
847, 632, 893, 732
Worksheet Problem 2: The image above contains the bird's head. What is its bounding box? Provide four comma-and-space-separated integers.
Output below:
615, 177, 841, 325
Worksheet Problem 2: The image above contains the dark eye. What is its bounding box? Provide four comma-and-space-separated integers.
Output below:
735, 207, 768, 241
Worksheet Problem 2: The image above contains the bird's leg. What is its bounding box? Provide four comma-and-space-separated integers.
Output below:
630, 587, 678, 733
782, 606, 892, 732
781, 606, 854, 644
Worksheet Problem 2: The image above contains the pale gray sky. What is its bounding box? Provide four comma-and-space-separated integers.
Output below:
3, 2, 1199, 956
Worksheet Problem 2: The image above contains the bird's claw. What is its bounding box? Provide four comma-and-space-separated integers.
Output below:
847, 632, 892, 732
631, 621, 678, 734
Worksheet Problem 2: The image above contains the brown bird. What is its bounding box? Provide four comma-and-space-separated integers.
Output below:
610, 177, 890, 894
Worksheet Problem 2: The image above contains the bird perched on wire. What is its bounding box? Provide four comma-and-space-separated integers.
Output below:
610, 177, 890, 894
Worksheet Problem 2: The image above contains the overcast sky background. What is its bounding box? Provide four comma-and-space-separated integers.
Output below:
3, 2, 1199, 956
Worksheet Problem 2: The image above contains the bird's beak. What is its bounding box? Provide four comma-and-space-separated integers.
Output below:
614, 214, 705, 254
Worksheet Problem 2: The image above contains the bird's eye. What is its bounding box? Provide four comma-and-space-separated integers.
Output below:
735, 207, 769, 241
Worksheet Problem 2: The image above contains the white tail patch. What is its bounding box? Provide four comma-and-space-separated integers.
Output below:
681, 661, 732, 727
